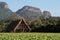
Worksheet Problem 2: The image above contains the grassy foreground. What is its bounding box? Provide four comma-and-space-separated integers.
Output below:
0, 33, 60, 40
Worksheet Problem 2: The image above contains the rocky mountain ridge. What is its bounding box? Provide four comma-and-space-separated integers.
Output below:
0, 2, 58, 21
16, 6, 51, 20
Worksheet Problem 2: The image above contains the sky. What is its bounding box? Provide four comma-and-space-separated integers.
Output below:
0, 0, 60, 16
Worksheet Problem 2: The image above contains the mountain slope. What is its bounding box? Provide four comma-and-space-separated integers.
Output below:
16, 6, 43, 20
0, 2, 22, 21
43, 11, 51, 19
0, 8, 21, 21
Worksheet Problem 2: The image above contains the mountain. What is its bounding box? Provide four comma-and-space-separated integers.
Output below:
0, 2, 23, 32
0, 8, 22, 21
43, 11, 51, 19
0, 2, 21, 21
0, 2, 8, 8
16, 6, 43, 20
0, 2, 52, 21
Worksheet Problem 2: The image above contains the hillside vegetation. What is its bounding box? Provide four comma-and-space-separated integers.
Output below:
0, 2, 60, 32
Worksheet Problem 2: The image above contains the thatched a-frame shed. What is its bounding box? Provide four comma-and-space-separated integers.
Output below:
6, 18, 31, 32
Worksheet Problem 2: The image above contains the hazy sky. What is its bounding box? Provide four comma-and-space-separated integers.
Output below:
0, 0, 60, 16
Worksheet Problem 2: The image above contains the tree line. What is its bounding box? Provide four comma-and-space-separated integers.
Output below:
0, 17, 60, 33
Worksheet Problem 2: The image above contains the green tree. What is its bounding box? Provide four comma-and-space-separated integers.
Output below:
30, 19, 42, 30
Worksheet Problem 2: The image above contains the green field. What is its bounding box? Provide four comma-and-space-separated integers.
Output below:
0, 33, 60, 40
